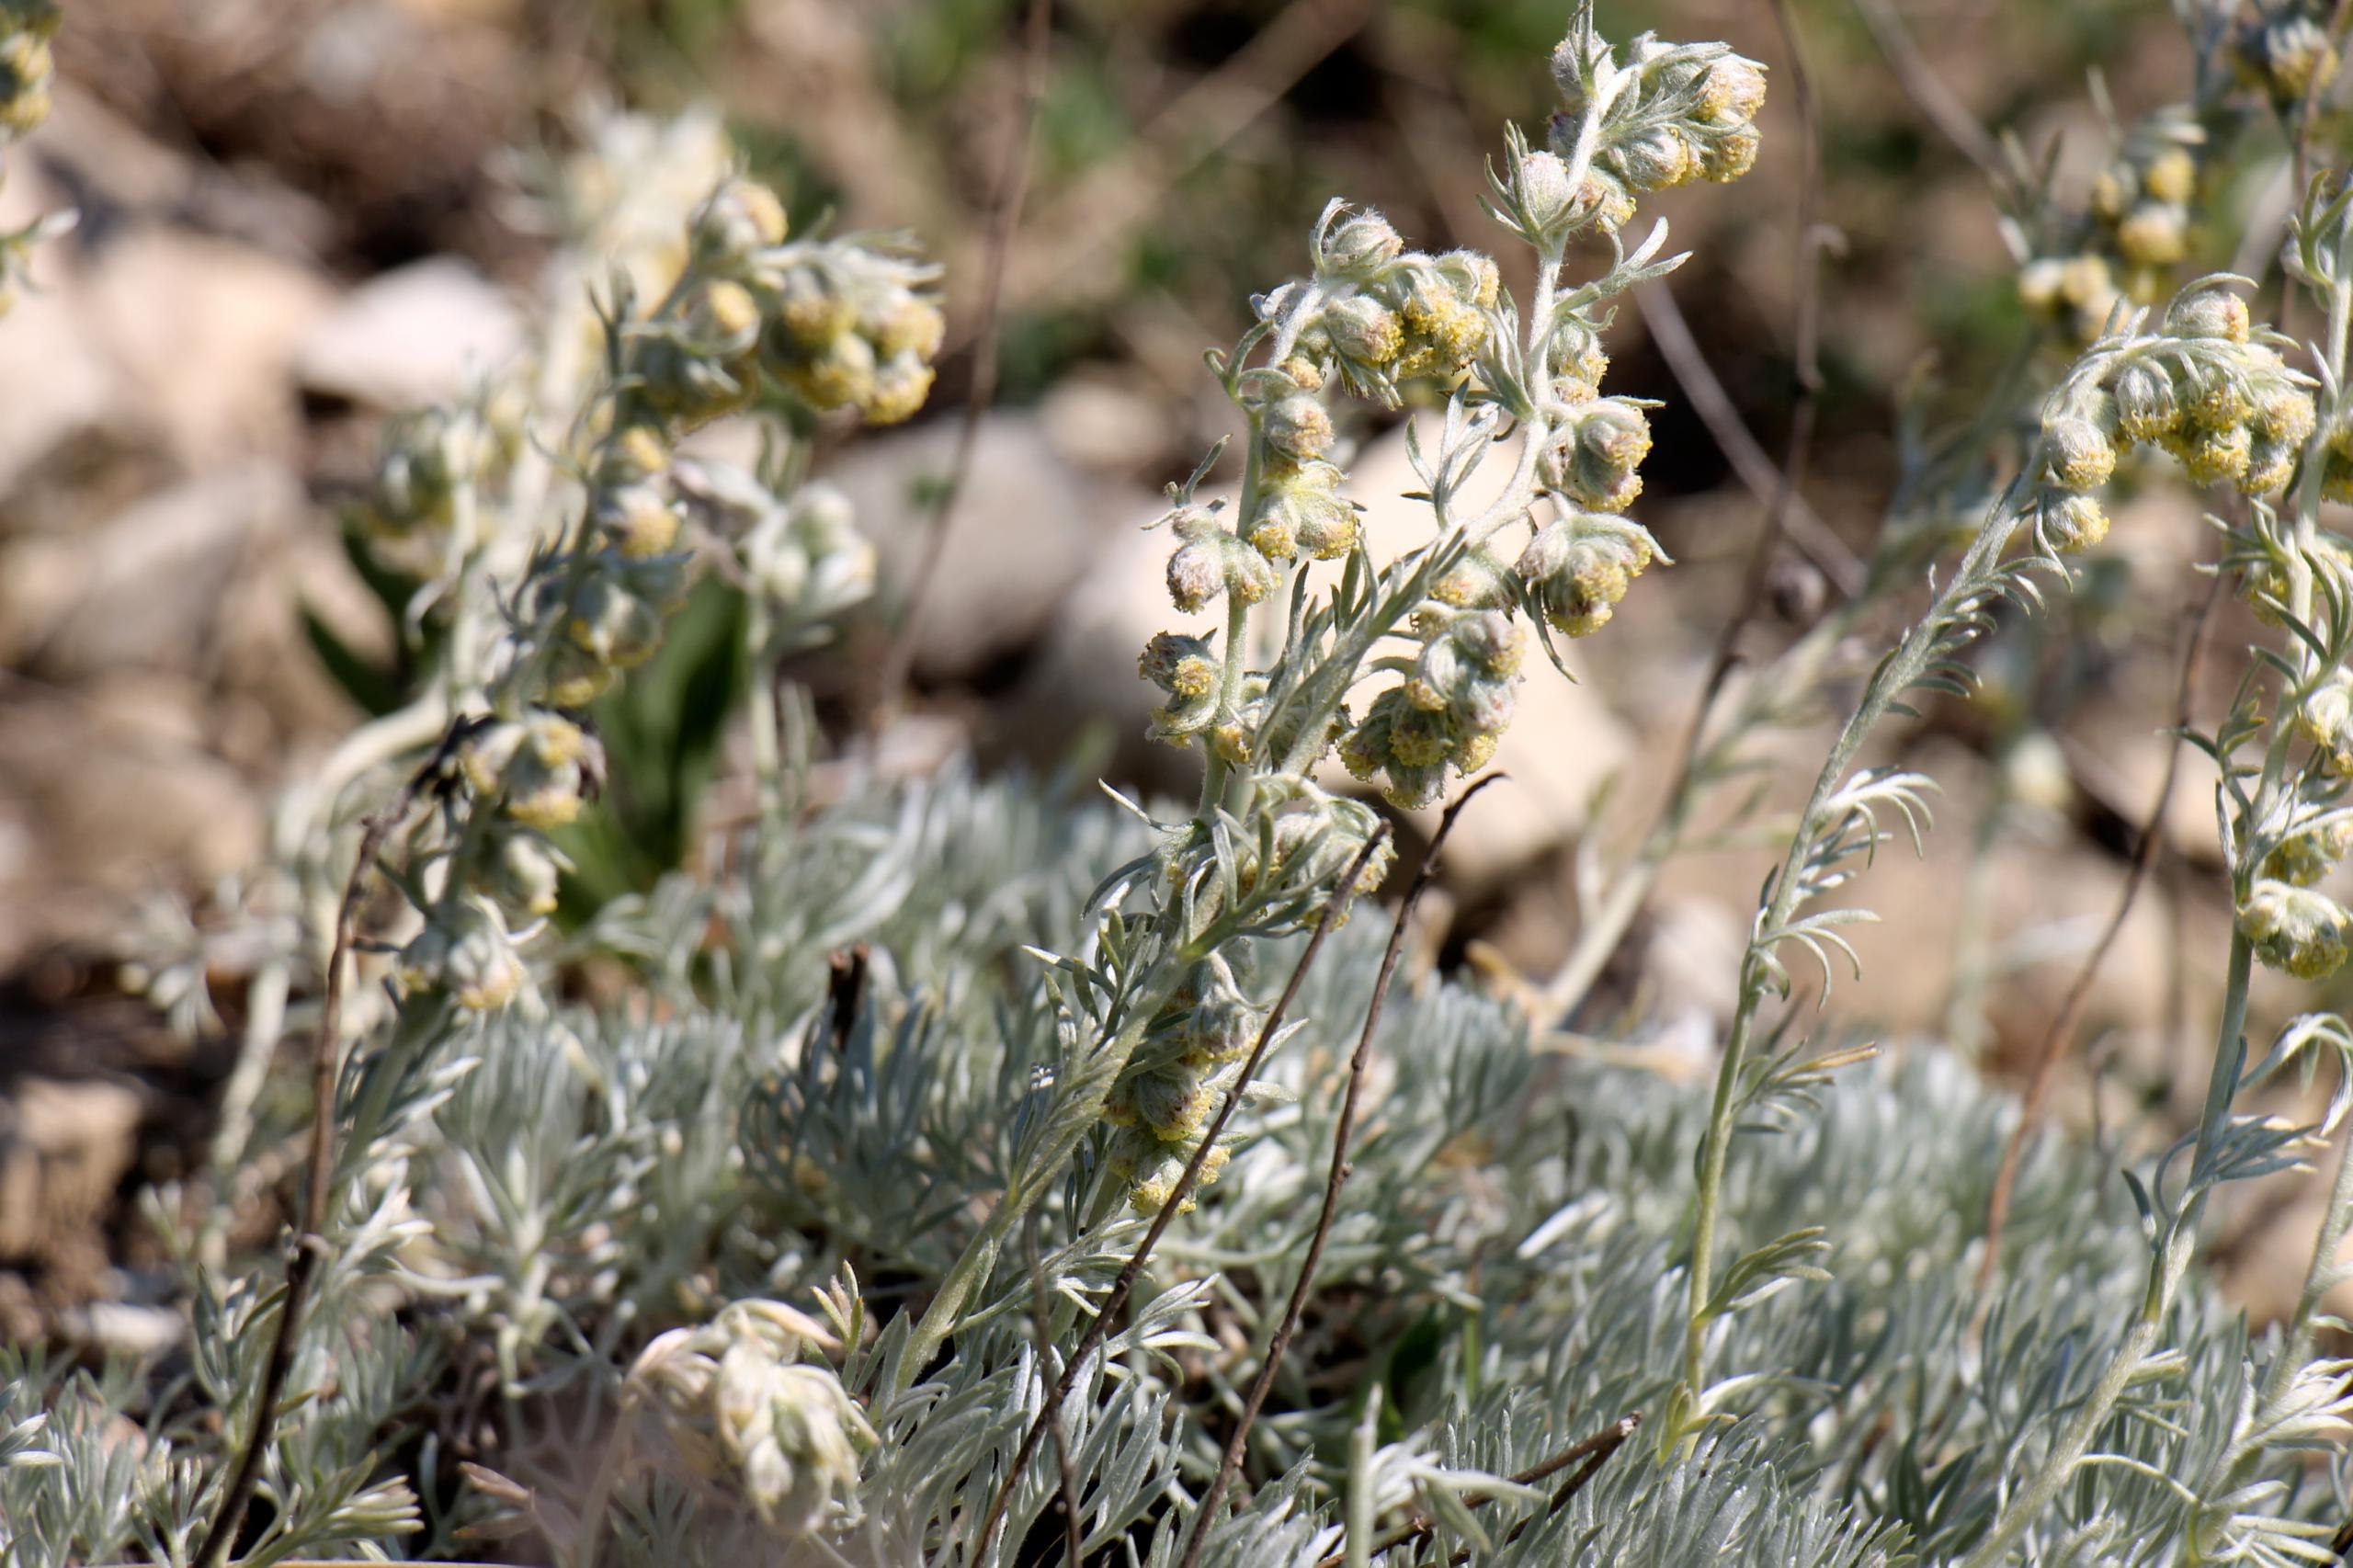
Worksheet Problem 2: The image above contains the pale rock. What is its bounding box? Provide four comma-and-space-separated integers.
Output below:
0, 286, 116, 506
0, 464, 307, 677
1040, 375, 1173, 476
296, 256, 525, 410
0, 687, 264, 963
0, 1077, 142, 1261
827, 412, 1142, 680
82, 227, 335, 466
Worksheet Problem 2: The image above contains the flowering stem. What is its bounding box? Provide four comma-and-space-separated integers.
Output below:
1682, 488, 2028, 1412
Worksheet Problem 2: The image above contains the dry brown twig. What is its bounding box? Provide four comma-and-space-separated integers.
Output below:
972, 828, 1392, 1562
1849, 0, 2012, 189
189, 730, 466, 1568
1305, 1413, 1642, 1568
1176, 776, 1503, 1568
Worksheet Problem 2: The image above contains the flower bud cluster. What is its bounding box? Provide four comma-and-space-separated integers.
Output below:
1104, 960, 1259, 1213
0, 0, 62, 319
2240, 878, 2353, 980
628, 1299, 874, 1537
1546, 32, 1768, 234
2233, 6, 2341, 109
392, 711, 603, 1011
1297, 209, 1501, 403
1338, 608, 1524, 809
2018, 114, 2202, 342
1519, 510, 1665, 637
677, 460, 879, 628
2029, 280, 2315, 555
389, 173, 930, 1012
1540, 391, 1654, 512
0, 0, 53, 142
358, 394, 529, 564
1102, 779, 1392, 1214
744, 219, 942, 427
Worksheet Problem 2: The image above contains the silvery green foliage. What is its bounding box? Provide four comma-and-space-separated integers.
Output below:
8, 757, 2352, 1564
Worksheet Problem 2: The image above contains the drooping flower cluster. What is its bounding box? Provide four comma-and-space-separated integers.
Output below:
626, 1299, 875, 1537
2029, 278, 2316, 555
1105, 957, 1261, 1213
758, 234, 943, 426
676, 463, 880, 631
1549, 30, 1768, 233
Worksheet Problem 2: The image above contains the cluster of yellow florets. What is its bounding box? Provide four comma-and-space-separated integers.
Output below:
2020, 116, 2203, 343
2233, 5, 2340, 109
1337, 608, 1524, 808
0, 0, 53, 143
1546, 33, 1767, 233
2029, 280, 2315, 555
1105, 964, 1260, 1213
2241, 878, 2353, 979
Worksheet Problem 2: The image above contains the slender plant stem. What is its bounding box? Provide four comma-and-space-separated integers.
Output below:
1975, 567, 2222, 1301
1682, 488, 2029, 1407
1176, 778, 1501, 1568
1969, 260, 2353, 1559
969, 831, 1390, 1560
874, 0, 1052, 716
189, 736, 455, 1568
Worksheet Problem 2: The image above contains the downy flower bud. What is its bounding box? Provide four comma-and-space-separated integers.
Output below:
1609, 125, 1697, 192
2043, 410, 2118, 491
2263, 819, 2353, 888
2241, 880, 2353, 980
691, 178, 790, 269
1165, 506, 1276, 613
1251, 458, 1358, 562
594, 481, 682, 560
1320, 210, 1405, 278
2298, 669, 2353, 772
1324, 294, 1403, 375
1514, 149, 1579, 240
2167, 284, 2252, 344
462, 711, 603, 829
396, 896, 527, 1012
1262, 392, 1335, 462
2114, 202, 2188, 267
483, 835, 566, 918
2110, 358, 2180, 443
1138, 630, 1222, 745
1548, 399, 1653, 513
1519, 513, 1660, 635
2032, 490, 2109, 556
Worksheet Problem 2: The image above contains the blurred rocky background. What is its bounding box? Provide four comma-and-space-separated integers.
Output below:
3, 0, 2330, 1335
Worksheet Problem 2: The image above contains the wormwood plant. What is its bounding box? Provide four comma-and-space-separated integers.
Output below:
21, 2, 2353, 1566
